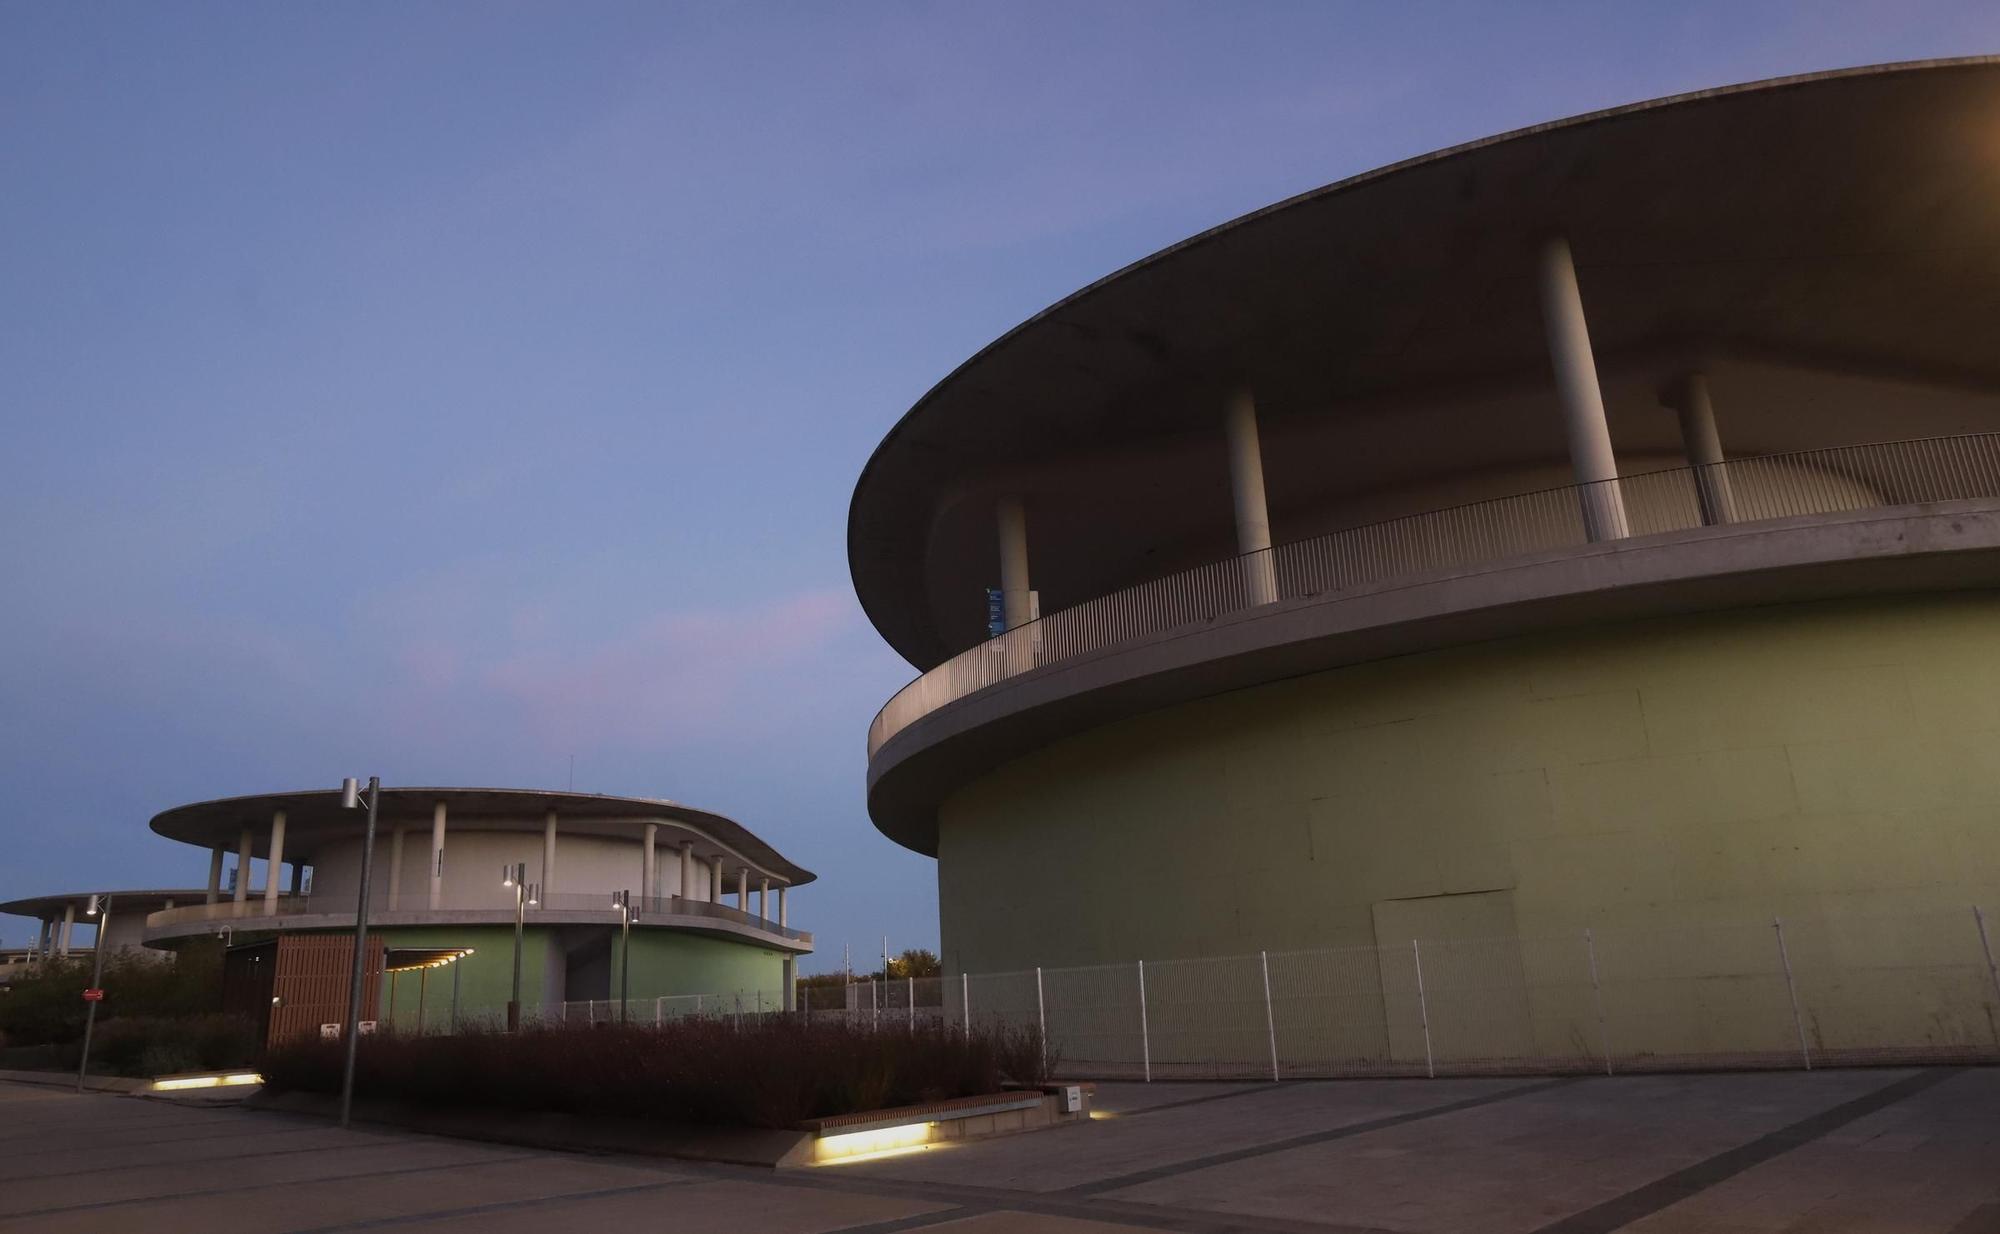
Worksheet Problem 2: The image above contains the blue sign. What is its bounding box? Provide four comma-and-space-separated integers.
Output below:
985, 587, 1005, 639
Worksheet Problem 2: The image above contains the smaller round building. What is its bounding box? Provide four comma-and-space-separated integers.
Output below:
143, 787, 813, 1028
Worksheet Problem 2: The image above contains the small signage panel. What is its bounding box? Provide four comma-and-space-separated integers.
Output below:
320, 1023, 340, 1039
81, 988, 104, 1002
985, 587, 1005, 638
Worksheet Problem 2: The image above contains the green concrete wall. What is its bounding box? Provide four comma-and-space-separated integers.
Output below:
937, 592, 2000, 1059
609, 930, 788, 1008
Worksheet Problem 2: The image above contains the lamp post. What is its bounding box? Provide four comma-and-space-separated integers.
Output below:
75, 894, 111, 1093
337, 776, 380, 1129
503, 862, 537, 1031
613, 890, 636, 1023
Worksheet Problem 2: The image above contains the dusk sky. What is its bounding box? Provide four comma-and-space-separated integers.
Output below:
4, 3, 1997, 967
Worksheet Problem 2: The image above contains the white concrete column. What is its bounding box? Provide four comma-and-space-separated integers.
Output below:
387, 827, 405, 904
758, 877, 769, 921
996, 496, 1032, 632
1536, 236, 1629, 541
678, 841, 693, 901
428, 800, 447, 911
542, 810, 558, 895
778, 886, 789, 928
1668, 372, 1737, 526
736, 867, 749, 911
263, 810, 287, 912
205, 846, 224, 906
1225, 389, 1279, 605
710, 856, 723, 903
59, 904, 75, 957
38, 919, 54, 959
234, 827, 253, 908
643, 823, 658, 902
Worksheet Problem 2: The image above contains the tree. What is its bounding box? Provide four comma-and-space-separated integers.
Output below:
885, 948, 940, 980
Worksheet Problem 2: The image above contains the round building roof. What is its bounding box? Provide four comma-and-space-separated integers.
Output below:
0, 889, 211, 921
148, 787, 815, 886
848, 57, 2000, 669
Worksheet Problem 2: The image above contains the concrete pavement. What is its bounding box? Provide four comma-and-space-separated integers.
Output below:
2, 1068, 1995, 1233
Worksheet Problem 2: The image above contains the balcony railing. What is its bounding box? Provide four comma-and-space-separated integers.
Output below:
868, 432, 2000, 758
145, 889, 812, 945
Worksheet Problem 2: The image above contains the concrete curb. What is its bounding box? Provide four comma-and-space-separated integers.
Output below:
0, 1067, 149, 1094
248, 1090, 816, 1168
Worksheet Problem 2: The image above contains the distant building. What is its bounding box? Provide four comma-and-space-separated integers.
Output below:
0, 787, 813, 1030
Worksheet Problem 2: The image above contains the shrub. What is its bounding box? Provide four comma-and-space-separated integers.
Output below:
0, 943, 225, 1046
262, 1017, 1056, 1128
84, 1014, 260, 1077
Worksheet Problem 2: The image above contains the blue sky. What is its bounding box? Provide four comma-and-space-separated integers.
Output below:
3, 3, 1996, 967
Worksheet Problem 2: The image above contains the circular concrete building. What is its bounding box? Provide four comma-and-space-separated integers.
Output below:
144, 787, 813, 1028
851, 60, 2000, 1062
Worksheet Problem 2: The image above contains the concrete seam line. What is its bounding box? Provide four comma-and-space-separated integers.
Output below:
279, 1178, 709, 1234
785, 1205, 985, 1234
0, 1150, 551, 1219
1063, 1077, 1579, 1196
1524, 1068, 1962, 1234
1115, 1083, 1314, 1119
11, 1128, 398, 1176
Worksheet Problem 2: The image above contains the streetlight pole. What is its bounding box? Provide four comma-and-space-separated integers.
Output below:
504, 862, 535, 1031
614, 890, 635, 1023
75, 894, 111, 1093
337, 776, 380, 1129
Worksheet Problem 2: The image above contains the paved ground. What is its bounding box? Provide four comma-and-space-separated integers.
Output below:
2, 1068, 1996, 1233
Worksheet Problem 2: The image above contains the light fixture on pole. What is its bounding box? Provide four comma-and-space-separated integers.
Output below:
504, 862, 536, 1031
613, 890, 637, 1023
337, 776, 381, 1129
75, 894, 111, 1093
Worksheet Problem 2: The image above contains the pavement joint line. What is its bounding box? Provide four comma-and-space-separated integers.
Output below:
276, 1177, 707, 1234
1107, 1084, 1299, 1119
737, 1159, 1399, 1234
1063, 1076, 1580, 1196
0, 1149, 551, 1219
1, 1131, 398, 1180
0, 1120, 335, 1161
1523, 1067, 1963, 1234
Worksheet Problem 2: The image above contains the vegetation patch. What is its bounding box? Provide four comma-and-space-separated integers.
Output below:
262, 1018, 1052, 1129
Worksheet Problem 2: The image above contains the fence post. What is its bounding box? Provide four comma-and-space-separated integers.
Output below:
962, 972, 970, 1042
1773, 917, 1811, 1070
1585, 928, 1611, 1076
655, 995, 662, 1026
1976, 907, 2000, 1025
908, 975, 915, 1033
1137, 959, 1152, 1083
1260, 950, 1279, 1082
1412, 939, 1434, 1079
695, 993, 703, 1016
1036, 965, 1048, 1077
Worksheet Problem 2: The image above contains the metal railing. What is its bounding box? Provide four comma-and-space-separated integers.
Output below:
144, 889, 810, 944
869, 433, 2000, 756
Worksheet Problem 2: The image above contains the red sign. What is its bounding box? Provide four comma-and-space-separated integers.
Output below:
81, 989, 104, 1002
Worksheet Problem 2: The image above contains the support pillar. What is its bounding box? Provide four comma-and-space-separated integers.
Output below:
678, 841, 693, 900
1666, 372, 1736, 525
1225, 388, 1278, 605
59, 904, 75, 957
38, 919, 52, 960
234, 827, 253, 910
1536, 236, 1629, 541
205, 846, 224, 906
996, 496, 1032, 632
736, 867, 749, 911
758, 878, 769, 921
710, 856, 723, 903
543, 810, 558, 895
643, 823, 658, 902
264, 810, 287, 912
429, 800, 447, 911
778, 885, 788, 928
387, 827, 406, 904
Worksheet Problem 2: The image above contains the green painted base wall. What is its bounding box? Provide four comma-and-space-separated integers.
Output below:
610, 930, 788, 1008
937, 592, 2000, 1057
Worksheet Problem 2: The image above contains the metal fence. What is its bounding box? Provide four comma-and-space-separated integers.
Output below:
869, 432, 2000, 756
909, 906, 2000, 1080
275, 904, 2000, 1081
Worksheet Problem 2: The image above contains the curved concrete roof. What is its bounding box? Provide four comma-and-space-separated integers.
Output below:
149, 788, 815, 886
848, 57, 2000, 669
0, 890, 210, 920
